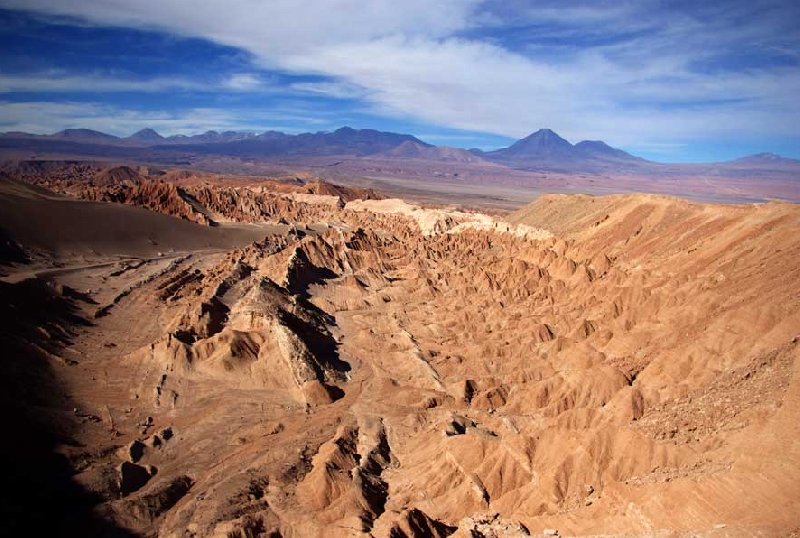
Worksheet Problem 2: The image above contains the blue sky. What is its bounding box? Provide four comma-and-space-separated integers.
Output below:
0, 1, 798, 162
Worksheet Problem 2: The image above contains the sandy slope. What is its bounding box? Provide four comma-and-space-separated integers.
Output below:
0, 178, 286, 262
1, 179, 799, 537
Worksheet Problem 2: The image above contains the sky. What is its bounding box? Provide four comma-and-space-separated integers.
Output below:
0, 1, 798, 162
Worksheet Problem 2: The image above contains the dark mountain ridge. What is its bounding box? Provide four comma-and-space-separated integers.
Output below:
0, 126, 428, 158
0, 126, 796, 174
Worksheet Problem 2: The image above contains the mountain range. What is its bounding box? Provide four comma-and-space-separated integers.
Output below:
1, 126, 798, 175
1, 126, 427, 155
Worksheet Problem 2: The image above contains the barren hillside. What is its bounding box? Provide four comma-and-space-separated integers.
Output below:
1, 176, 798, 537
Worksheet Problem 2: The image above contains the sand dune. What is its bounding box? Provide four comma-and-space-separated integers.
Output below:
0, 178, 285, 261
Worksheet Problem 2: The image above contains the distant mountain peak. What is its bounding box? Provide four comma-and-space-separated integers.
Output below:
731, 152, 800, 165
574, 140, 641, 161
52, 128, 120, 142
516, 128, 572, 146
575, 140, 611, 149
529, 127, 558, 136
518, 128, 568, 142
488, 128, 574, 162
482, 128, 646, 170
55, 128, 112, 136
750, 152, 780, 160
382, 140, 486, 163
128, 128, 164, 141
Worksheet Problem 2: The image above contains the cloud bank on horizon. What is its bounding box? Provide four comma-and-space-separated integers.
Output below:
0, 0, 798, 162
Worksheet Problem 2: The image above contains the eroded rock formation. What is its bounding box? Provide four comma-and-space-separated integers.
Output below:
1, 174, 798, 537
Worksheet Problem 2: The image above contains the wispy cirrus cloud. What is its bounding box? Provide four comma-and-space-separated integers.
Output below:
222, 73, 268, 92
0, 100, 337, 136
289, 81, 369, 100
0, 70, 272, 93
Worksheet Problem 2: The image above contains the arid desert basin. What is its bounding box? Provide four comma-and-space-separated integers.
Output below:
1, 161, 799, 537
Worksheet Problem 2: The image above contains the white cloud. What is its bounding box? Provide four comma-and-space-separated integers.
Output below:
0, 72, 206, 93
0, 101, 327, 136
2, 0, 799, 151
0, 71, 274, 93
223, 73, 266, 91
281, 35, 800, 146
0, 0, 477, 57
289, 81, 368, 99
